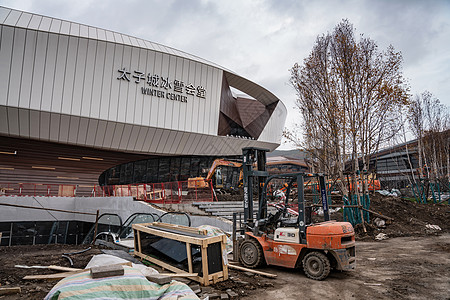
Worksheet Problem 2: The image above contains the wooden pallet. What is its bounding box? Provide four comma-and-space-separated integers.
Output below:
132, 222, 228, 286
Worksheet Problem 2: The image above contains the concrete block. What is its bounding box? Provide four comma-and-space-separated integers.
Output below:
221, 293, 229, 300
227, 290, 239, 299
146, 274, 172, 285
90, 264, 124, 279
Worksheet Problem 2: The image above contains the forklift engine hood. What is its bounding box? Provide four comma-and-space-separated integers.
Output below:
306, 221, 355, 249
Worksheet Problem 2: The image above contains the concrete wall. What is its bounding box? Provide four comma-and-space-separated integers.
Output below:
0, 196, 231, 231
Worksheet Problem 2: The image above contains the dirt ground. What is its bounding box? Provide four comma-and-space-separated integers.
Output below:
0, 194, 449, 299
242, 234, 450, 300
0, 235, 449, 299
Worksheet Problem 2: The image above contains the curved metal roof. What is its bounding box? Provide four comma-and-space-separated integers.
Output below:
0, 6, 284, 109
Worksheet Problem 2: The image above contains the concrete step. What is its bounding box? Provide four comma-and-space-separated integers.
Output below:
205, 207, 278, 213
192, 201, 255, 206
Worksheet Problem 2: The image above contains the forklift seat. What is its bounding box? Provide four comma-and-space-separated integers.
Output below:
280, 217, 298, 227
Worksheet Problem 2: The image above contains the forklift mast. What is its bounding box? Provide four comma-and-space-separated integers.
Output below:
242, 147, 331, 241
242, 147, 269, 227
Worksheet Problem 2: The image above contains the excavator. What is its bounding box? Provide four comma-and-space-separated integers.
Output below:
188, 159, 242, 190
237, 147, 356, 280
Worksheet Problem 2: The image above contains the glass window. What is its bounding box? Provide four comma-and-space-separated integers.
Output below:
147, 159, 158, 182
133, 160, 147, 183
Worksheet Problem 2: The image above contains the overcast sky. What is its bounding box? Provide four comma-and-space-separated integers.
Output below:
2, 0, 450, 149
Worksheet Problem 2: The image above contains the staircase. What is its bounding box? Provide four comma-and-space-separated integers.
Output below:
192, 201, 277, 221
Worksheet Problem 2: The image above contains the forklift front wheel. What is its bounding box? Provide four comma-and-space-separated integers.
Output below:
303, 251, 331, 280
239, 238, 264, 268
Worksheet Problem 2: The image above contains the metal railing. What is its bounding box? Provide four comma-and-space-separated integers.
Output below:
0, 180, 214, 203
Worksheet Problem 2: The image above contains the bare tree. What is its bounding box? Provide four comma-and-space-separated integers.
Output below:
286, 20, 409, 199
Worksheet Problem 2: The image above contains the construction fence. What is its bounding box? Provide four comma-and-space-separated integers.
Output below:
0, 179, 215, 204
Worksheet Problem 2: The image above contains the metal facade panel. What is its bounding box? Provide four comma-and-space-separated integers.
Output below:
69, 22, 79, 36
7, 27, 25, 107
148, 128, 163, 152
110, 122, 124, 149
7, 107, 19, 136
58, 114, 70, 142
94, 120, 107, 147
88, 26, 97, 39
29, 31, 48, 110
29, 109, 40, 138
0, 26, 13, 106
178, 58, 190, 131
118, 124, 133, 150
127, 125, 140, 150
19, 29, 37, 109
80, 39, 97, 117
198, 63, 208, 134
41, 33, 58, 112
166, 54, 178, 130
50, 33, 67, 111
49, 18, 61, 33
49, 113, 60, 141
150, 51, 162, 127
171, 56, 183, 131
39, 111, 50, 140
175, 132, 190, 154
102, 121, 116, 148
18, 108, 29, 137
72, 37, 88, 115
184, 60, 195, 132
125, 47, 140, 124
142, 49, 156, 126
3, 9, 20, 26
117, 45, 132, 123
211, 69, 222, 134
97, 28, 106, 41
155, 129, 170, 153
161, 130, 177, 154
61, 36, 76, 115
133, 126, 149, 151
0, 106, 7, 134
167, 131, 184, 154
159, 53, 171, 129
141, 127, 157, 152
28, 15, 42, 30
108, 44, 124, 122
90, 40, 106, 119
121, 34, 132, 46
0, 7, 11, 23
193, 134, 207, 154
204, 65, 213, 135
191, 61, 201, 133
185, 133, 201, 154
67, 115, 80, 143
113, 32, 123, 44
38, 16, 52, 31
105, 30, 114, 42
129, 36, 140, 47
79, 24, 89, 38
60, 21, 70, 35
143, 40, 156, 51
76, 117, 90, 145
85, 118, 98, 146
99, 42, 115, 120
15, 12, 32, 27
133, 48, 147, 125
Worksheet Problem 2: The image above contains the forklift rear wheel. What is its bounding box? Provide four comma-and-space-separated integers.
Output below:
303, 251, 331, 280
239, 238, 264, 268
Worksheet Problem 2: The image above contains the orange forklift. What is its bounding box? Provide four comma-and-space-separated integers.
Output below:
237, 147, 356, 280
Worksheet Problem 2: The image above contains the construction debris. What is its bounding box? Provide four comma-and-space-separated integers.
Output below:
228, 264, 277, 278
0, 287, 21, 296
133, 222, 229, 286
375, 233, 389, 241
90, 264, 124, 279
